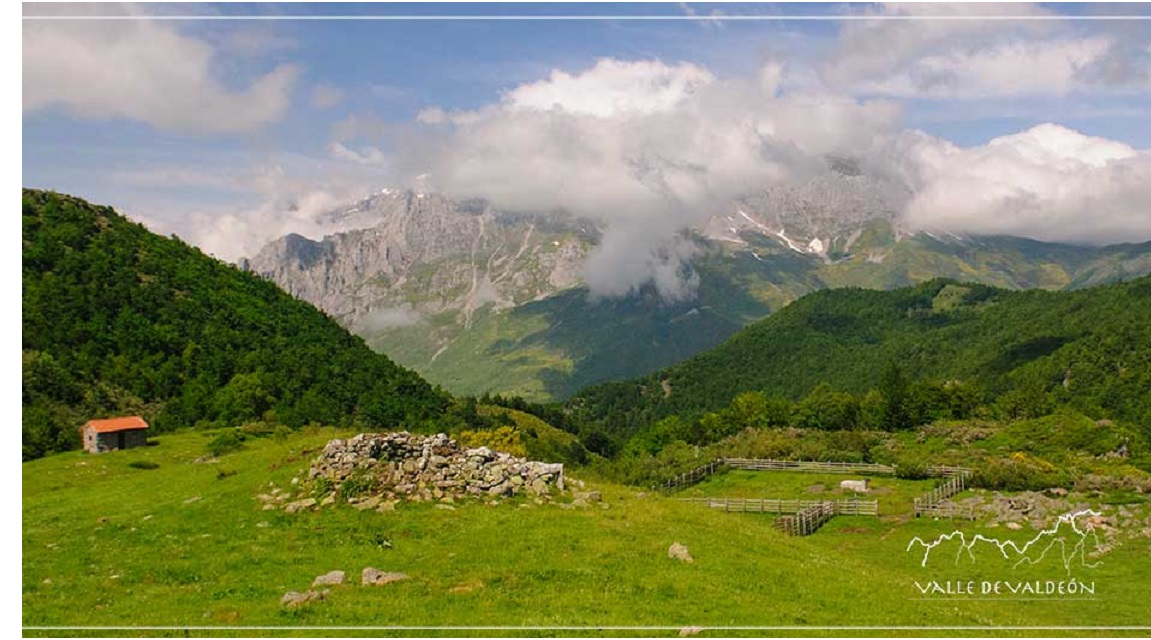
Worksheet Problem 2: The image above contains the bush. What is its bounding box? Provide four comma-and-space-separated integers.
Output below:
205, 429, 247, 457
970, 456, 1072, 491
457, 426, 527, 457
895, 460, 929, 480
338, 474, 376, 501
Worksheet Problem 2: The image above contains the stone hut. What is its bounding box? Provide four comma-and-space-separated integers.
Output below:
81, 416, 149, 453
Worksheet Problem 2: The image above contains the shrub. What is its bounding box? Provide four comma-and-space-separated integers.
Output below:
338, 474, 376, 501
457, 426, 527, 457
895, 460, 929, 480
205, 429, 247, 457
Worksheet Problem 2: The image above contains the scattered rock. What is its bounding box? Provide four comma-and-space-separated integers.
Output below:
669, 542, 694, 563
192, 455, 218, 464
1005, 522, 1023, 530
280, 589, 327, 608
679, 627, 704, 637
362, 567, 409, 586
183, 496, 202, 505
312, 570, 346, 587
435, 504, 456, 511
284, 498, 317, 513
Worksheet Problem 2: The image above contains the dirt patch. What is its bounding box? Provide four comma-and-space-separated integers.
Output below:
805, 483, 826, 493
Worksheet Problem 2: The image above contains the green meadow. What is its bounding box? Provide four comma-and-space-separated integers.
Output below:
22, 428, 1151, 637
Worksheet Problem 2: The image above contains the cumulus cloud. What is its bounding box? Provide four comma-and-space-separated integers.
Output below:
897, 124, 1151, 245
398, 57, 902, 300
824, 2, 1149, 98
144, 161, 387, 261
23, 17, 298, 133
328, 142, 388, 165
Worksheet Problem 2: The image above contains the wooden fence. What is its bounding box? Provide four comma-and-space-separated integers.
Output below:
657, 460, 723, 491
913, 469, 975, 519
721, 458, 895, 475
679, 496, 878, 516
773, 502, 839, 536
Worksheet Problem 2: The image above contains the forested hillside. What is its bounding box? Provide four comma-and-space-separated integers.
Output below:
569, 278, 1151, 443
22, 190, 448, 459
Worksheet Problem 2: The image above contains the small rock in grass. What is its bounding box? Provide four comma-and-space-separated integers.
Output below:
669, 542, 694, 564
284, 498, 317, 513
312, 570, 345, 587
256, 521, 270, 528
183, 496, 202, 505
435, 504, 456, 511
362, 567, 409, 586
1006, 522, 1023, 530
679, 627, 704, 637
280, 590, 326, 608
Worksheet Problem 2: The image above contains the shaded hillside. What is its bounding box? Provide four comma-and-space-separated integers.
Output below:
569, 277, 1151, 438
22, 190, 448, 459
368, 225, 1151, 401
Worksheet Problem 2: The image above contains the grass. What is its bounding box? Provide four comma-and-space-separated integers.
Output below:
22, 428, 1151, 636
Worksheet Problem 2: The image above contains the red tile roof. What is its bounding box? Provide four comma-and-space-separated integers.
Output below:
84, 416, 149, 433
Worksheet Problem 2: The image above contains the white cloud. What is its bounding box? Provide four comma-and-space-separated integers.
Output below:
23, 17, 298, 133
824, 2, 1149, 98
398, 57, 902, 300
853, 37, 1116, 98
129, 156, 392, 262
898, 124, 1151, 245
503, 58, 715, 117
328, 142, 387, 166
311, 83, 345, 110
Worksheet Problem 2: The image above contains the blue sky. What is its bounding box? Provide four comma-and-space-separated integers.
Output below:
21, 2, 1151, 258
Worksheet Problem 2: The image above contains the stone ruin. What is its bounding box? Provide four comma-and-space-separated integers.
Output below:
268, 432, 567, 513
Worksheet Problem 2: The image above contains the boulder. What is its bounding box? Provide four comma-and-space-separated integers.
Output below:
362, 567, 409, 586
312, 570, 345, 587
280, 590, 326, 608
669, 542, 694, 563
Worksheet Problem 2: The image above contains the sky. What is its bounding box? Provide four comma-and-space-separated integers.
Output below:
21, 2, 1151, 293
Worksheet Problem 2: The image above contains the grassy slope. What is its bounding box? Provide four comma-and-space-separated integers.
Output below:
22, 429, 1151, 632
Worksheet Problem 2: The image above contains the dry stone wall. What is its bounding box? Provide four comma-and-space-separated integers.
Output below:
284, 432, 566, 510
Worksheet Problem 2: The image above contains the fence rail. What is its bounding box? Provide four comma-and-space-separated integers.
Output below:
773, 502, 838, 536
657, 460, 723, 491
913, 468, 974, 519
679, 496, 878, 516
915, 502, 977, 520
721, 458, 895, 475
